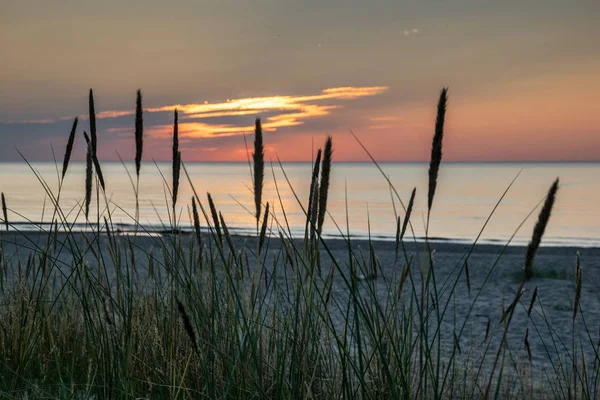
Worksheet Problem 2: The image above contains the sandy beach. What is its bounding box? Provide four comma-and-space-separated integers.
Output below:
2, 229, 599, 378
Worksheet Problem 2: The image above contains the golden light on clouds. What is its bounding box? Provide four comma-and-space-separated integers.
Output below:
96, 110, 136, 119
142, 86, 387, 138
102, 86, 388, 140
369, 116, 401, 122
35, 86, 388, 142
146, 86, 388, 117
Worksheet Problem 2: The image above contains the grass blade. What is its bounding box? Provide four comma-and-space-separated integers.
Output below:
1, 193, 8, 231
259, 202, 270, 254
574, 252, 582, 321
401, 187, 416, 240
176, 299, 199, 355
83, 131, 93, 219
527, 286, 538, 317
92, 154, 105, 192
192, 197, 202, 250
219, 212, 236, 257
207, 192, 222, 247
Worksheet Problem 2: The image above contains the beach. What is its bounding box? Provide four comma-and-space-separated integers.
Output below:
2, 229, 599, 381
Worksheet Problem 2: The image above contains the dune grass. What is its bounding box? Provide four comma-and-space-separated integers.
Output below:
0, 88, 597, 399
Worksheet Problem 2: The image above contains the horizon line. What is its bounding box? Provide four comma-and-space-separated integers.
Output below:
2, 159, 599, 164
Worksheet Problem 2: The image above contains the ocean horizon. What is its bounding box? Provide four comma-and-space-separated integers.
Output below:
1, 161, 598, 248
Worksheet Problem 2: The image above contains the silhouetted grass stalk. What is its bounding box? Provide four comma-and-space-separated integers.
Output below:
83, 132, 93, 219
61, 117, 78, 182
524, 178, 559, 280
89, 89, 97, 156
1, 193, 7, 231
172, 109, 181, 231
427, 87, 448, 225
134, 90, 144, 232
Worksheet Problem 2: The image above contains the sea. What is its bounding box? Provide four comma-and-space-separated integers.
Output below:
0, 162, 598, 248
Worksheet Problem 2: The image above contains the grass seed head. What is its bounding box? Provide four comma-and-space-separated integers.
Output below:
88, 89, 97, 156
317, 135, 333, 235
253, 118, 264, 221
427, 87, 448, 214
524, 178, 559, 280
61, 117, 78, 180
135, 89, 144, 177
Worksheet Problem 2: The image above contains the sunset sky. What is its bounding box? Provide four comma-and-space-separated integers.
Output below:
1, 0, 598, 162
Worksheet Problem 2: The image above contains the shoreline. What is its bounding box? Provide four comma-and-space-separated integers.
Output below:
4, 223, 600, 250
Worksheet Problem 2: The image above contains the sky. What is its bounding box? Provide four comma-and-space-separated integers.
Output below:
1, 0, 599, 162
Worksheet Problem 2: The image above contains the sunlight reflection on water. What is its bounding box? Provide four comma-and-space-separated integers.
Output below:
0, 162, 598, 247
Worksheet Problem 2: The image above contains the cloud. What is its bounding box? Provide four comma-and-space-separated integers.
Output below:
96, 110, 136, 119
5, 118, 56, 124
32, 85, 388, 140
143, 86, 388, 128
367, 124, 398, 130
0, 85, 389, 161
368, 116, 401, 122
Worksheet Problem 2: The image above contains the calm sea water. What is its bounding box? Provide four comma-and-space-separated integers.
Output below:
0, 162, 598, 247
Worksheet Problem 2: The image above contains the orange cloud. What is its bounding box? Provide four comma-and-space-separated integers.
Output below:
5, 86, 388, 134
132, 86, 388, 139
5, 118, 58, 124
367, 124, 398, 130
145, 86, 388, 117
96, 110, 135, 119
368, 116, 401, 122
145, 122, 248, 139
